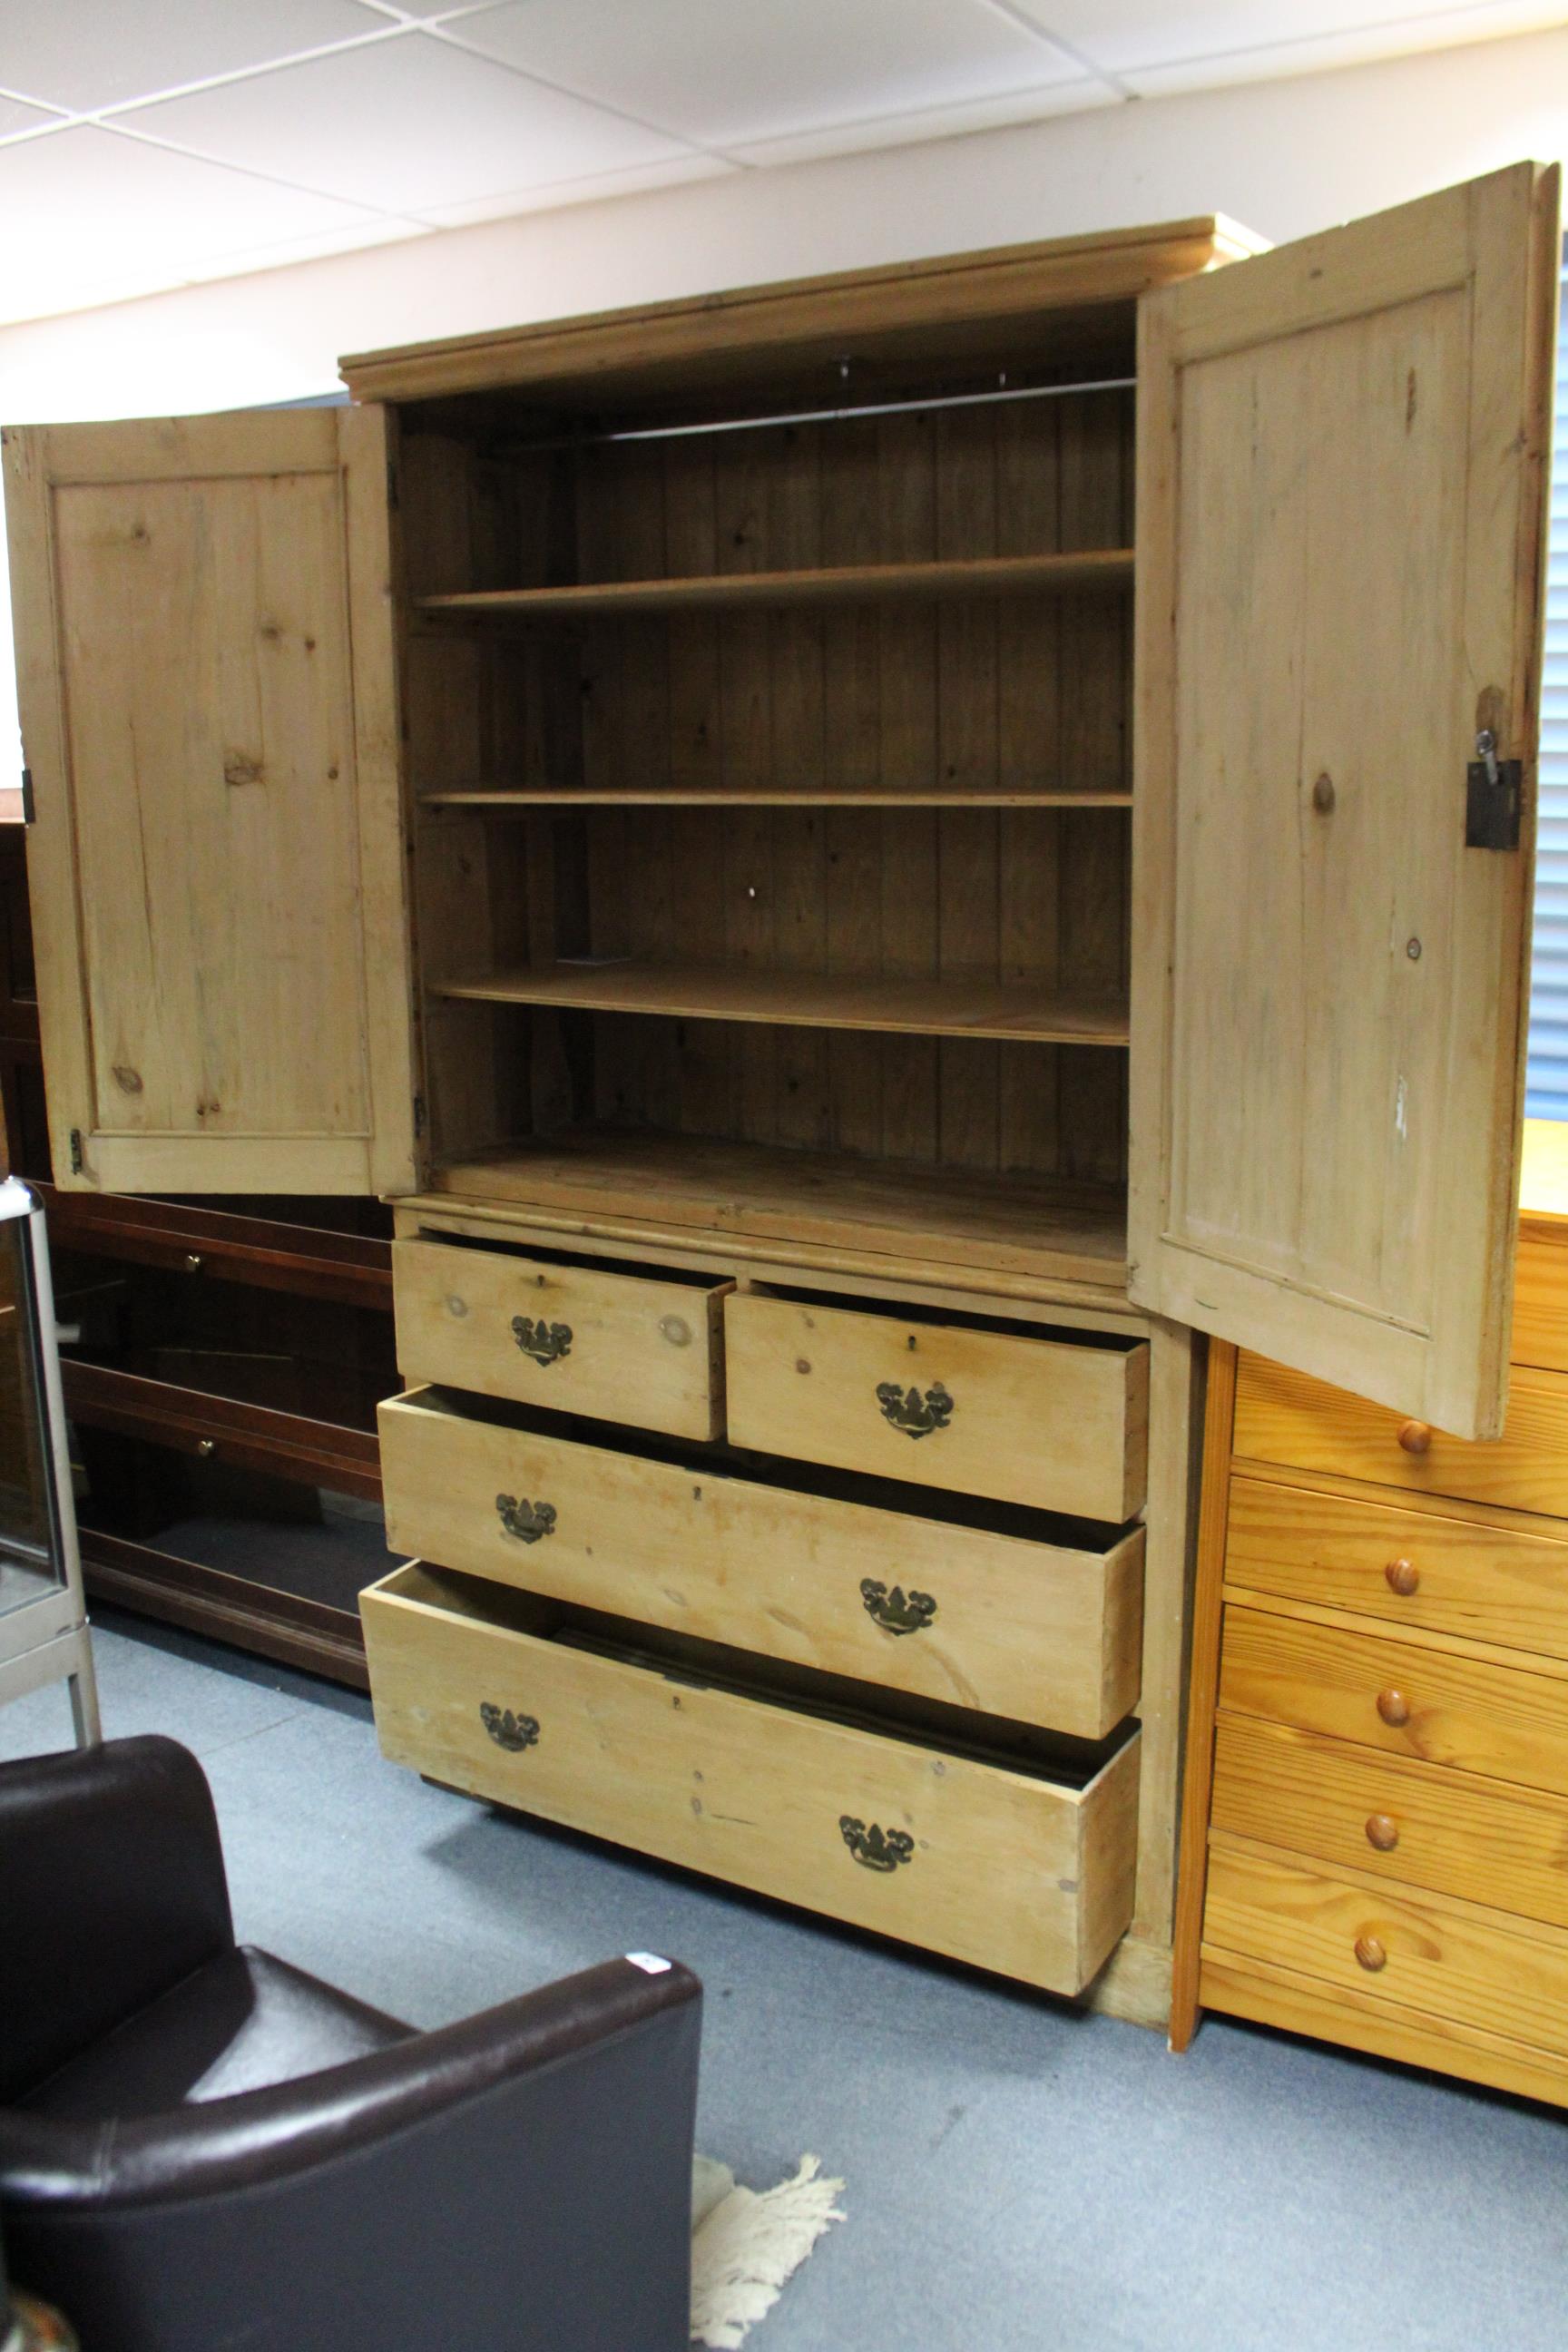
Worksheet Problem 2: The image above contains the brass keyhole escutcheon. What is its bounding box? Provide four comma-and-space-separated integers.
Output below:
876, 1380, 954, 1439
1385, 1558, 1419, 1596
1311, 772, 1335, 813
1376, 1688, 1410, 1727
1365, 1813, 1399, 1852
1354, 1936, 1387, 1973
839, 1817, 914, 1872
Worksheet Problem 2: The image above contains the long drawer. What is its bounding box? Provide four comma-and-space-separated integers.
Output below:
1219, 1603, 1568, 1797
379, 1389, 1144, 1740
361, 1563, 1141, 1997
1234, 1353, 1568, 1520
392, 1235, 728, 1439
1210, 1712, 1568, 1929
1223, 1472, 1568, 1661
1202, 1840, 1568, 2066
723, 1291, 1148, 1523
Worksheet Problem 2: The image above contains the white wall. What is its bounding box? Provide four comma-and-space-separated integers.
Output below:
3, 22, 1566, 780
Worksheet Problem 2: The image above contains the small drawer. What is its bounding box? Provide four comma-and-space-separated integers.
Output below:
1202, 1840, 1568, 2066
1234, 1352, 1568, 1519
1220, 1602, 1568, 1797
1224, 1473, 1568, 1661
361, 1562, 1140, 1997
1513, 1226, 1568, 1376
1210, 1712, 1568, 1930
723, 1291, 1148, 1523
392, 1234, 728, 1439
379, 1388, 1145, 1739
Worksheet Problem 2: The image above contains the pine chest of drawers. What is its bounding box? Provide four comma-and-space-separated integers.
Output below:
363, 1200, 1183, 2007
1175, 1134, 1568, 2102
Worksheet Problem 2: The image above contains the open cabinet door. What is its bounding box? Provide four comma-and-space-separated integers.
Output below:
1130, 162, 1559, 1440
4, 406, 417, 1196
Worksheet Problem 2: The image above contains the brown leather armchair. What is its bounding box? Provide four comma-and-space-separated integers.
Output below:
0, 1736, 701, 2352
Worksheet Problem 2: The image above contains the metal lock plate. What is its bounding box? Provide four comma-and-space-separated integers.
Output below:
1465, 729, 1522, 850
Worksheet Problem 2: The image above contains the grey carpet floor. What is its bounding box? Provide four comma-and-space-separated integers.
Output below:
6, 1611, 1566, 2352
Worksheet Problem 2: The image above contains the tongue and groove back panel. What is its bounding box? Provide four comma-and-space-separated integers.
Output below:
402, 381, 1133, 1202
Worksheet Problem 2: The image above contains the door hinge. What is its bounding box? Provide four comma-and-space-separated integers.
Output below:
1465, 729, 1523, 850
68, 1128, 83, 1175
19, 767, 34, 825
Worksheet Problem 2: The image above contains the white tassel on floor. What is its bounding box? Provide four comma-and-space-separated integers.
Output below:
690, 2155, 846, 2349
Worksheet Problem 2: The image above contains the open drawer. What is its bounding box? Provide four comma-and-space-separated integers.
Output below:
361, 1562, 1141, 1997
392, 1233, 729, 1439
725, 1289, 1148, 1522
378, 1387, 1145, 1740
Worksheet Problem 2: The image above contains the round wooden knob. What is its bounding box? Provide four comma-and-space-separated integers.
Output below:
1385, 1557, 1420, 1596
1365, 1812, 1399, 1852
1354, 1935, 1387, 1972
1376, 1688, 1411, 1727
1397, 1419, 1433, 1455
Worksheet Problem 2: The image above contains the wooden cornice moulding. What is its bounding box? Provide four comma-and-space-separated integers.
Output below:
339, 216, 1267, 405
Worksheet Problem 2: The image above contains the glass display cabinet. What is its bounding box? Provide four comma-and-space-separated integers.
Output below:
0, 1173, 99, 1743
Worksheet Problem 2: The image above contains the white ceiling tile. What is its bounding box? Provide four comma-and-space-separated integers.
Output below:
129, 32, 694, 214
350, 1, 508, 15
0, 0, 388, 114
444, 0, 1092, 151
416, 150, 731, 228
0, 123, 385, 325
0, 93, 62, 141
724, 74, 1112, 170
1004, 0, 1568, 79
174, 215, 432, 283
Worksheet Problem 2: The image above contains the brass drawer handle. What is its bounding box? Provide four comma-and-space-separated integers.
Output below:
496, 1493, 556, 1545
512, 1315, 573, 1367
840, 1817, 913, 1873
860, 1579, 937, 1635
480, 1703, 539, 1753
1354, 1935, 1387, 1972
1365, 1813, 1400, 1852
875, 1380, 953, 1439
1385, 1557, 1420, 1596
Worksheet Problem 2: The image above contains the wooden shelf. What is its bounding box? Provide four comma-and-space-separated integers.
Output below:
421, 787, 1134, 810
430, 959, 1129, 1046
425, 1129, 1128, 1294
418, 548, 1132, 622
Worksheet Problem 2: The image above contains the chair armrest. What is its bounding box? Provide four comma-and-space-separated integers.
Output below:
3, 1956, 702, 2352
0, 1737, 232, 2101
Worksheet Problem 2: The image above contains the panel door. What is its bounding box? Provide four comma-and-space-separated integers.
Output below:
1131, 162, 1559, 1440
4, 407, 417, 1195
